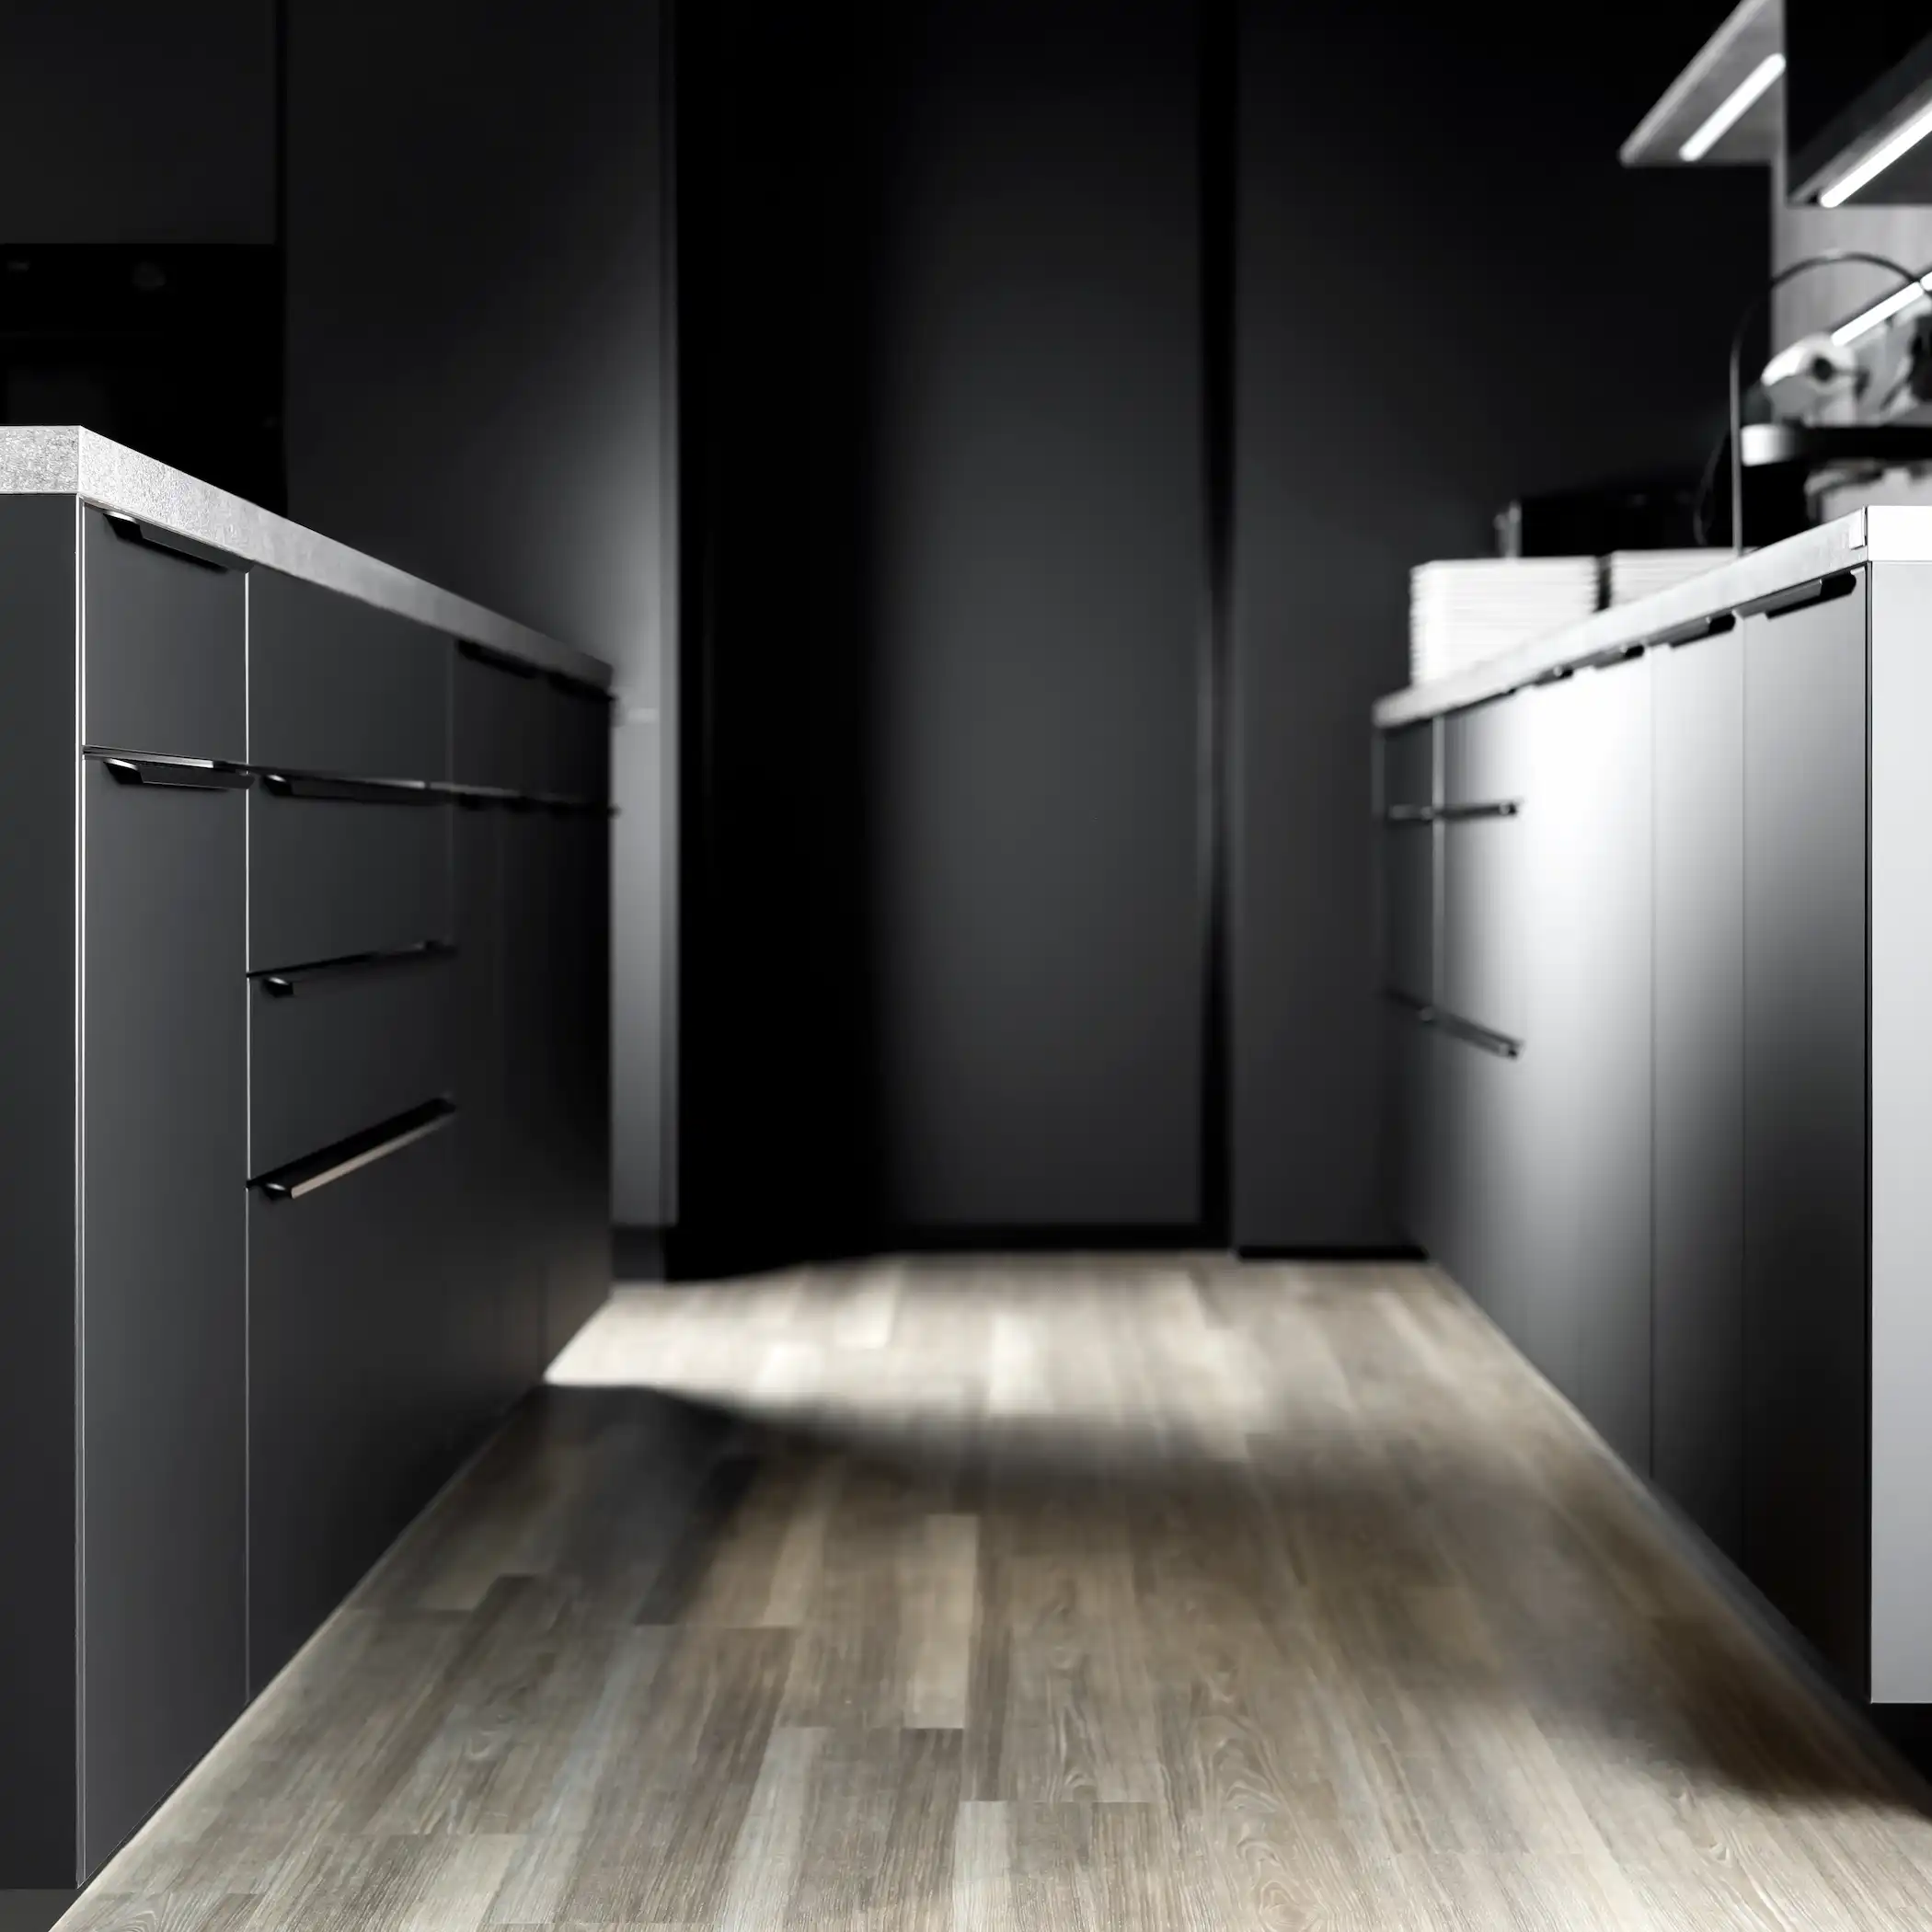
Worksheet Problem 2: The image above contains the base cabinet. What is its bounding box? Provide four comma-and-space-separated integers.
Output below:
1379, 561, 1889, 1704
0, 490, 614, 1897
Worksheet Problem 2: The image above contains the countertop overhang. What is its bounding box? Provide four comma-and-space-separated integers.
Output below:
1372, 508, 1932, 730
0, 426, 610, 690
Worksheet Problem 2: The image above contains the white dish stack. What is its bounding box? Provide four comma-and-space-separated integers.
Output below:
1409, 558, 1601, 685
1604, 548, 1731, 606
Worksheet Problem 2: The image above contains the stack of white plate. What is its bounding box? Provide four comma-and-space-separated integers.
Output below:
1409, 558, 1601, 685
1604, 548, 1731, 607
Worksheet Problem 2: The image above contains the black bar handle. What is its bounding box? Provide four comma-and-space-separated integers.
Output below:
1740, 570, 1859, 623
1432, 1010, 1524, 1059
99, 755, 251, 793
1384, 803, 1436, 824
254, 1098, 455, 1201
260, 772, 441, 806
258, 942, 454, 998
1438, 800, 1521, 822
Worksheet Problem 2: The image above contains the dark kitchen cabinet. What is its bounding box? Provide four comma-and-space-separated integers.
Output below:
248, 1116, 461, 1688
1652, 625, 1746, 1562
1, 475, 614, 1903
81, 509, 246, 763
1514, 661, 1652, 1469
79, 754, 247, 1872
1742, 576, 1871, 1689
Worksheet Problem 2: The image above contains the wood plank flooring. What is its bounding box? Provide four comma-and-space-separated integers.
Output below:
61, 1256, 1932, 1930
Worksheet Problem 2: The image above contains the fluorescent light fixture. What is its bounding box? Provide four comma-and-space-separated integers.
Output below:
1820, 98, 1932, 206
1833, 273, 1932, 346
1759, 270, 1932, 386
1679, 53, 1785, 161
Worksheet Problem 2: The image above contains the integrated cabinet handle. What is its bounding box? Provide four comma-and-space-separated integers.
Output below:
255, 1098, 455, 1201
1741, 571, 1858, 623
260, 772, 441, 806
1432, 1010, 1524, 1059
1438, 800, 1521, 822
456, 637, 540, 679
102, 512, 233, 572
98, 755, 251, 792
259, 941, 454, 998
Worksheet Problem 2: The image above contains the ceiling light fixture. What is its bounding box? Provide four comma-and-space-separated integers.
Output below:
1679, 53, 1786, 162
1819, 98, 1932, 206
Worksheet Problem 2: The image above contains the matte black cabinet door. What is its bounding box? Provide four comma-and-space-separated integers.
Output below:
1566, 657, 1653, 1473
1742, 577, 1871, 1691
248, 1121, 458, 1690
1381, 822, 1434, 1007
248, 569, 449, 782
1653, 628, 1745, 1561
80, 756, 246, 1874
82, 510, 246, 763
1516, 665, 1651, 1459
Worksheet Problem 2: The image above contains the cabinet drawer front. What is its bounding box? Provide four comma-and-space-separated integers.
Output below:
250, 950, 456, 1176
80, 755, 247, 1875
249, 789, 452, 970
83, 510, 245, 762
454, 647, 543, 792
1381, 822, 1435, 1006
543, 679, 612, 802
249, 570, 449, 781
1444, 696, 1529, 808
1440, 816, 1527, 1043
247, 1121, 459, 1689
1380, 721, 1434, 811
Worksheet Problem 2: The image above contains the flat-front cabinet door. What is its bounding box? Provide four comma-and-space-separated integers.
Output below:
1653, 627, 1746, 1563
1519, 661, 1653, 1467
1742, 574, 1871, 1692
80, 755, 246, 1875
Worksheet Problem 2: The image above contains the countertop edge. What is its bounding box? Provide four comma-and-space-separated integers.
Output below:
0, 428, 613, 690
1372, 511, 1881, 730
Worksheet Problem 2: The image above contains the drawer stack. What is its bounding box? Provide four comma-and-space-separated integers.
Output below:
0, 500, 613, 1899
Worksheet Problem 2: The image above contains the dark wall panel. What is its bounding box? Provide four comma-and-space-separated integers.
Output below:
0, 0, 274, 243
1231, 0, 1767, 1248
284, 0, 672, 1225
859, 0, 1204, 1229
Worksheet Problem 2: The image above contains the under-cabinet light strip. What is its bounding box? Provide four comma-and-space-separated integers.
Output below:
1679, 52, 1786, 162
1820, 98, 1932, 207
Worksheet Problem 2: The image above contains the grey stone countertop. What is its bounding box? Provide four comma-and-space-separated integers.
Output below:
0, 426, 610, 689
1373, 507, 1932, 730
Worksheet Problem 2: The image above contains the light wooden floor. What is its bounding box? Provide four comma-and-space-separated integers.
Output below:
63, 1257, 1932, 1930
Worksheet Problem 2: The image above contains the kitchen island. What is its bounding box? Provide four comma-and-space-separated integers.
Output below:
1374, 508, 1932, 1729
0, 430, 614, 1919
